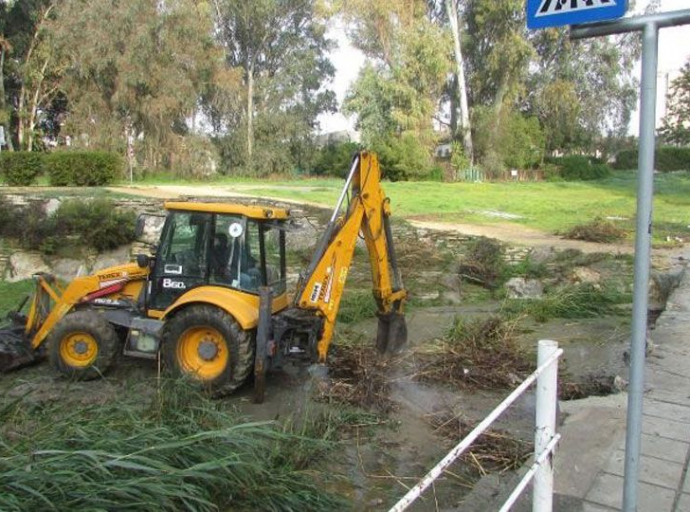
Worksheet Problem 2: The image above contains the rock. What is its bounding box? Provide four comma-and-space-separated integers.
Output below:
51, 258, 86, 281
613, 375, 628, 392
569, 267, 601, 286
91, 246, 133, 272
505, 277, 544, 299
648, 269, 683, 311
45, 198, 61, 216
529, 246, 555, 265
7, 251, 51, 282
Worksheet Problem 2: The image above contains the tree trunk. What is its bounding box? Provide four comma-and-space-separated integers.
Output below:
16, 3, 54, 151
26, 57, 50, 152
445, 0, 473, 166
0, 45, 11, 151
246, 59, 254, 163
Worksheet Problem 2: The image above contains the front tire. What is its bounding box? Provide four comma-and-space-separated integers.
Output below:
162, 306, 254, 396
48, 310, 119, 380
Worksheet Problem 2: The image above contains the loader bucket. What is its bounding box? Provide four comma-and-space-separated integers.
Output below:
0, 326, 38, 373
376, 311, 408, 355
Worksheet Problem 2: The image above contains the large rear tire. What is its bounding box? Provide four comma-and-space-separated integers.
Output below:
162, 305, 254, 396
48, 310, 119, 380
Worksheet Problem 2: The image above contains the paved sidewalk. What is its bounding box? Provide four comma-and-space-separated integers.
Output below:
555, 263, 690, 511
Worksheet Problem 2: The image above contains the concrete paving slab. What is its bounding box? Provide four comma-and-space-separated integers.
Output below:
644, 400, 690, 424
617, 433, 689, 464
604, 449, 684, 489
643, 415, 690, 442
586, 473, 676, 511
676, 493, 690, 512
646, 390, 690, 408
582, 501, 619, 511
554, 395, 627, 498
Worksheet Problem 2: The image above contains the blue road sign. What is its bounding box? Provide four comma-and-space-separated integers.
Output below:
527, 0, 628, 29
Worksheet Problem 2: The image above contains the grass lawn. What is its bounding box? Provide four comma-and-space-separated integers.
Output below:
6, 170, 690, 243
124, 171, 690, 243
0, 279, 34, 315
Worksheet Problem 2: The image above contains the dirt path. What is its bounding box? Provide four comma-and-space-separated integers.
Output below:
408, 219, 635, 254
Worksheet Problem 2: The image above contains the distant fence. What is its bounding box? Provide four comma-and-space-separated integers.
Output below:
456, 168, 545, 182
389, 340, 563, 512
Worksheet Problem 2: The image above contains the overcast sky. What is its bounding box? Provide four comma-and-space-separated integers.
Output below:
317, 0, 690, 135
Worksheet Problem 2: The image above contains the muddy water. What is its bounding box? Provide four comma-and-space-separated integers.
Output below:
518, 317, 630, 382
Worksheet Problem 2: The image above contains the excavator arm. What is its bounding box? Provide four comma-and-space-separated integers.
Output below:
295, 151, 408, 361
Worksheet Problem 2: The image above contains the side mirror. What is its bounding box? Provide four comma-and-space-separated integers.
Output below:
136, 254, 151, 269
135, 215, 146, 238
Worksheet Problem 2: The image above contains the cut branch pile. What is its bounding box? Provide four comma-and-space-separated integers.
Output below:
426, 410, 533, 475
317, 332, 395, 414
413, 316, 534, 390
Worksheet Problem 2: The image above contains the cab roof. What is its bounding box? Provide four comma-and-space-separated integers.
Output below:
164, 201, 289, 220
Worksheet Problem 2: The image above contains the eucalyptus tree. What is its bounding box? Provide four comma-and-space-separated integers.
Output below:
48, 0, 220, 170
659, 59, 690, 147
211, 0, 335, 174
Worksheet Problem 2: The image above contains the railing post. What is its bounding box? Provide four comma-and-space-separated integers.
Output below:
533, 340, 559, 512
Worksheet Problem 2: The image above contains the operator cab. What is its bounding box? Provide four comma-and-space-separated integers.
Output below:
148, 202, 288, 311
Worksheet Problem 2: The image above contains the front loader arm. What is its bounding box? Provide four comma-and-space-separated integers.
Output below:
27, 263, 148, 349
295, 152, 407, 361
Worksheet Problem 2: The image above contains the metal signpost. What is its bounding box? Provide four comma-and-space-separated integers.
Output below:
528, 2, 690, 510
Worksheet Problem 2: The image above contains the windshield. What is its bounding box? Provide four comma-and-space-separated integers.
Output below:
210, 215, 286, 295
151, 211, 287, 309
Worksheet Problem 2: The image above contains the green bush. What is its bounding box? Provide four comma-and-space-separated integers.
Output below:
613, 149, 637, 170
374, 133, 435, 181
614, 146, 690, 171
556, 155, 612, 181
311, 141, 360, 177
0, 152, 43, 186
0, 197, 135, 253
53, 199, 136, 251
45, 151, 122, 186
656, 146, 690, 171
472, 107, 545, 173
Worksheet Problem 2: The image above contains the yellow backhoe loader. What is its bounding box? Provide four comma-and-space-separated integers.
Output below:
0, 152, 407, 398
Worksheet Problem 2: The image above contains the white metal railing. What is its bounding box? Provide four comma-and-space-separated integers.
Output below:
389, 339, 563, 512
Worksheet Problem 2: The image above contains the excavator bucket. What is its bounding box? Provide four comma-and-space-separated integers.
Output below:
376, 311, 408, 355
0, 325, 37, 373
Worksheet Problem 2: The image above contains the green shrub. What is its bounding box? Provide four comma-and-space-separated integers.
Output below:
374, 133, 435, 181
54, 199, 136, 251
312, 141, 360, 177
0, 152, 43, 186
473, 106, 545, 172
426, 165, 445, 182
614, 146, 690, 171
556, 155, 612, 181
450, 141, 470, 175
613, 149, 637, 170
541, 162, 562, 181
656, 146, 690, 171
0, 197, 135, 253
45, 151, 122, 186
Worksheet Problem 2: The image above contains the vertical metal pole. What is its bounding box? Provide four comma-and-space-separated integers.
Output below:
623, 21, 658, 512
533, 339, 559, 512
